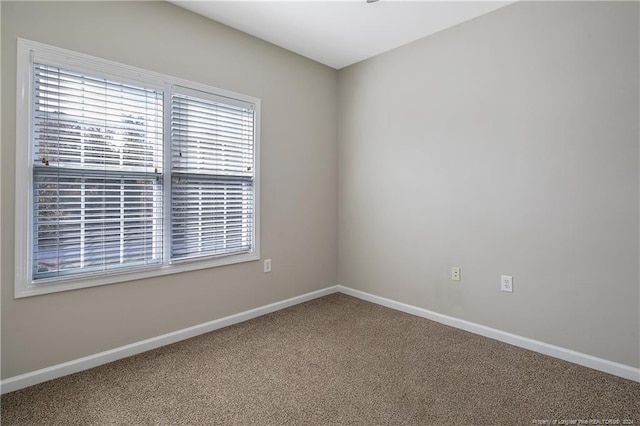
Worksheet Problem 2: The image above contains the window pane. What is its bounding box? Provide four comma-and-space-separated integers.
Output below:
171, 175, 254, 260
33, 170, 163, 279
33, 63, 163, 173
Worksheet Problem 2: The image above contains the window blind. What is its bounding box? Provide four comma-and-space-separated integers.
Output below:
32, 63, 164, 280
170, 89, 255, 261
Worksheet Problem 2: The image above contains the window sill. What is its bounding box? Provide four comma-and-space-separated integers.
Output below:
15, 252, 260, 299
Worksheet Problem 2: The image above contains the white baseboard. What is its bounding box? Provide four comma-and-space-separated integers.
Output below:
0, 285, 340, 394
337, 285, 640, 383
2, 283, 637, 394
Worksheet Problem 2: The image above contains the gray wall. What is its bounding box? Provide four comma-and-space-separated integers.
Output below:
338, 1, 639, 368
1, 1, 338, 379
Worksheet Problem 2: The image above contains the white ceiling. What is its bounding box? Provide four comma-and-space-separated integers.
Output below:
170, 1, 513, 70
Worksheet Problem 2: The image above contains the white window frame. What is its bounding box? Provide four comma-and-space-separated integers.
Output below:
15, 39, 260, 298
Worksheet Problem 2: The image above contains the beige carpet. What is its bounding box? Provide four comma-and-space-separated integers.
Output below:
2, 293, 639, 425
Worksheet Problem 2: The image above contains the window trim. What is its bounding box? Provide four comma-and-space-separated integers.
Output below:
15, 38, 261, 298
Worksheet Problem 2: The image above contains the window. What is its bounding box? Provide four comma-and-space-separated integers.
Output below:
32, 63, 165, 280
170, 88, 255, 262
15, 39, 260, 298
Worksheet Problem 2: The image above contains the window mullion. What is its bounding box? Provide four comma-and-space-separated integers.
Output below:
80, 179, 86, 269
119, 177, 125, 266
163, 86, 173, 266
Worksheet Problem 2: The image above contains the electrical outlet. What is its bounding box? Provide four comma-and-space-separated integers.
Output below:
451, 267, 461, 281
501, 275, 513, 292
264, 259, 272, 273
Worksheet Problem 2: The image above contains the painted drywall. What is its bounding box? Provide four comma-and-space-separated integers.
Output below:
338, 1, 639, 368
1, 1, 338, 379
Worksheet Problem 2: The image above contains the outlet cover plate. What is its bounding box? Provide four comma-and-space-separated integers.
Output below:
501, 275, 513, 292
451, 267, 461, 281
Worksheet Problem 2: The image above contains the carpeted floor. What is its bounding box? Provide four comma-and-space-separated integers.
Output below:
2, 293, 639, 425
